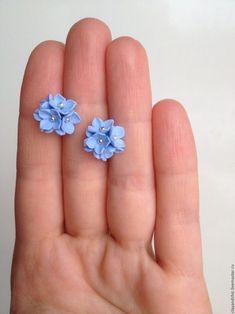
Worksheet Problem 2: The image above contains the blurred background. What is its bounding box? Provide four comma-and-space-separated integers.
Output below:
0, 1, 235, 313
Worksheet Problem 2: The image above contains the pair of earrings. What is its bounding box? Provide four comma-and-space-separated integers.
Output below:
33, 93, 125, 161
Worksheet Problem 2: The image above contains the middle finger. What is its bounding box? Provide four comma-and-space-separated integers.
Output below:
63, 18, 111, 237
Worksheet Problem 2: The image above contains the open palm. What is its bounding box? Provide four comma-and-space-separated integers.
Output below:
11, 18, 212, 314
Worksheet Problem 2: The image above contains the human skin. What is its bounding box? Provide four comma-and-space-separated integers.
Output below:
10, 18, 212, 314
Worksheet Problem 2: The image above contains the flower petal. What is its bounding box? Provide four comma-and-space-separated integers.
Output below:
38, 109, 51, 119
92, 118, 103, 128
111, 126, 125, 138
101, 155, 107, 162
65, 99, 76, 110
54, 93, 66, 104
52, 119, 61, 130
62, 121, 75, 134
94, 143, 104, 154
84, 136, 97, 149
50, 109, 61, 119
84, 147, 93, 152
58, 100, 76, 115
86, 129, 93, 137
93, 151, 101, 160
40, 101, 50, 109
88, 125, 98, 133
103, 149, 113, 159
39, 94, 53, 109
48, 93, 53, 101
33, 109, 41, 121
50, 94, 66, 112
55, 128, 65, 136
69, 111, 81, 124
40, 119, 53, 131
106, 145, 116, 153
43, 129, 54, 133
103, 119, 114, 130
112, 138, 125, 149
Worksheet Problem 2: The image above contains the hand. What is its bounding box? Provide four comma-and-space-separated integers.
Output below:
11, 18, 212, 314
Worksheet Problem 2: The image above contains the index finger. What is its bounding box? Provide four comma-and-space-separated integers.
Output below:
15, 41, 64, 242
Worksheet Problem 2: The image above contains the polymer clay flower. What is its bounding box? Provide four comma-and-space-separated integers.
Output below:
86, 117, 114, 135
84, 118, 125, 161
34, 109, 61, 133
33, 93, 81, 136
56, 111, 81, 136
49, 94, 76, 115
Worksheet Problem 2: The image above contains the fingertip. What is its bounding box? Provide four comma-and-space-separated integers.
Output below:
106, 36, 149, 75
66, 17, 112, 44
106, 36, 151, 123
153, 98, 187, 120
107, 36, 147, 57
152, 99, 197, 175
28, 40, 64, 64
21, 40, 64, 114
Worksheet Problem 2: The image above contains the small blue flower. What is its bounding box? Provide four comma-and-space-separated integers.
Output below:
56, 111, 81, 136
84, 118, 125, 161
50, 94, 76, 115
33, 93, 81, 136
86, 117, 114, 135
38, 109, 61, 133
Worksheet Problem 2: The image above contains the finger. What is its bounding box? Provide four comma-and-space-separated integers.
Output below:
63, 18, 111, 237
106, 37, 156, 246
153, 100, 203, 275
16, 41, 64, 242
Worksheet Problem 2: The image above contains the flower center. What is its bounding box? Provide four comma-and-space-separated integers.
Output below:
97, 134, 109, 146
99, 126, 105, 132
50, 115, 56, 122
65, 117, 70, 123
58, 102, 64, 109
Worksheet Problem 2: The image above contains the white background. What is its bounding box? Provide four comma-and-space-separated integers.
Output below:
0, 1, 235, 313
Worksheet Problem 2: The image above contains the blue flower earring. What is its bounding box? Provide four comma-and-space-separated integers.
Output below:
33, 98, 125, 161
84, 118, 125, 161
33, 93, 81, 135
